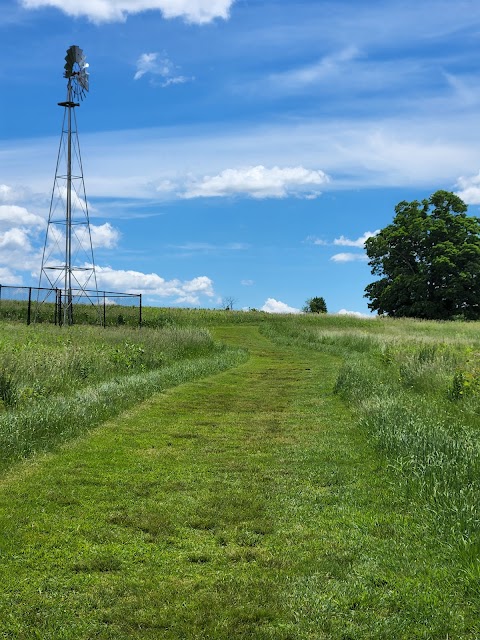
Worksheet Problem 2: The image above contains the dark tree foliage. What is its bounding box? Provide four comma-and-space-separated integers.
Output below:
303, 296, 327, 314
364, 190, 480, 319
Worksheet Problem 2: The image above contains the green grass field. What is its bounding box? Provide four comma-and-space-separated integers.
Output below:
0, 311, 479, 638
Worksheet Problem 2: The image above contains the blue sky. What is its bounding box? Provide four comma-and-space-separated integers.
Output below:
2, 0, 480, 314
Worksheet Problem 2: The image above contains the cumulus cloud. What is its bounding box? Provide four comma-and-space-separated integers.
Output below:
0, 227, 40, 274
134, 52, 193, 87
0, 203, 48, 278
455, 171, 480, 204
90, 223, 121, 249
95, 266, 215, 304
0, 228, 32, 253
333, 230, 379, 247
183, 165, 329, 199
261, 298, 301, 314
0, 205, 44, 230
336, 309, 375, 318
0, 267, 23, 286
20, 0, 235, 24
330, 252, 369, 263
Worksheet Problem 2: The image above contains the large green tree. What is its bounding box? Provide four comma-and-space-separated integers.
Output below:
364, 190, 480, 319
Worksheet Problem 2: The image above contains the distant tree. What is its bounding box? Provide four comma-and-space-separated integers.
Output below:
303, 296, 327, 314
364, 190, 480, 319
220, 296, 236, 311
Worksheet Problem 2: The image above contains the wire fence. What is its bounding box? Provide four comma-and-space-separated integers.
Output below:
0, 284, 142, 327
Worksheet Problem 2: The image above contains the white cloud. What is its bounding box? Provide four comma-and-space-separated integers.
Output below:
20, 0, 235, 24
455, 171, 480, 204
94, 266, 215, 304
134, 52, 193, 87
134, 53, 158, 81
336, 309, 375, 318
0, 267, 23, 286
0, 228, 32, 252
330, 253, 369, 263
261, 298, 301, 314
0, 205, 45, 230
0, 227, 41, 274
6, 108, 480, 206
0, 185, 14, 202
333, 230, 379, 248
161, 76, 190, 88
183, 165, 329, 199
268, 46, 361, 92
444, 72, 480, 108
90, 222, 120, 249
241, 279, 254, 286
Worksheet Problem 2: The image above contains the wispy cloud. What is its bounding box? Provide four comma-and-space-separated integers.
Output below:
443, 72, 480, 108
134, 52, 193, 87
171, 242, 249, 254
4, 105, 480, 207
20, 0, 235, 24
183, 165, 329, 199
267, 46, 361, 92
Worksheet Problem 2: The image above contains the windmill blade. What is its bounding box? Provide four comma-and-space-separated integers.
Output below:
78, 70, 89, 92
63, 45, 90, 100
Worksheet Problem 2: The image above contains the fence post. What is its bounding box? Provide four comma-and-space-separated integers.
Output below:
139, 294, 142, 328
103, 292, 106, 328
58, 290, 63, 327
54, 289, 58, 325
27, 287, 32, 326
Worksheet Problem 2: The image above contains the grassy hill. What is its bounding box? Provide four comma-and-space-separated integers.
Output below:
0, 310, 479, 637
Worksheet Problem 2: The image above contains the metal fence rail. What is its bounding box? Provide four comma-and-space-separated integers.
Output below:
0, 284, 142, 327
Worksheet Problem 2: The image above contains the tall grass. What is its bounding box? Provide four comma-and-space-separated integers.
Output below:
0, 349, 246, 467
261, 315, 480, 570
0, 323, 216, 409
0, 321, 247, 467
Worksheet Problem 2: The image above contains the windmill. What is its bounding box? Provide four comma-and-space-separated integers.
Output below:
38, 45, 99, 325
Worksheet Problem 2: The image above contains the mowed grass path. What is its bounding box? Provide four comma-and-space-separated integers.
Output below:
0, 326, 476, 639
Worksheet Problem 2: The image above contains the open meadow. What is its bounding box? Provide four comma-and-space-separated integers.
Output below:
0, 309, 479, 638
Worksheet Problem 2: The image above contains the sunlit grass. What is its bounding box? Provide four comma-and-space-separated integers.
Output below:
1, 325, 476, 638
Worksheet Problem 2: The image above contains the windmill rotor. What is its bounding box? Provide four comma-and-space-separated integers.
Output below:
64, 45, 89, 102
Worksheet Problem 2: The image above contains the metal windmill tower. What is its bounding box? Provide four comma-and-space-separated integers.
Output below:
38, 45, 99, 325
